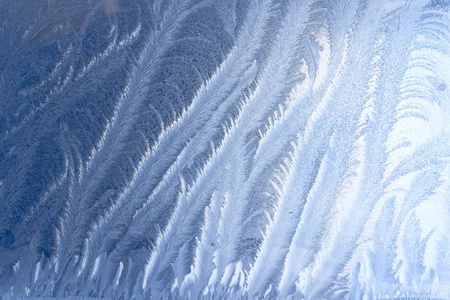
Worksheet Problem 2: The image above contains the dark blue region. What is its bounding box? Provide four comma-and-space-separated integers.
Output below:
0, 0, 246, 280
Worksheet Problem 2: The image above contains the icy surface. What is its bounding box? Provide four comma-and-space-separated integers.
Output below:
0, 0, 449, 299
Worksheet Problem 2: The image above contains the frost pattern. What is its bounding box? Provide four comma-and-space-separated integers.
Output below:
0, 0, 449, 299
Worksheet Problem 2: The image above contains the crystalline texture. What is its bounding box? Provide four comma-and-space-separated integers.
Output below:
0, 0, 449, 299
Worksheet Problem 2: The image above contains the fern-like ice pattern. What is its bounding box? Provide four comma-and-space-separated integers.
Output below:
0, 0, 449, 299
